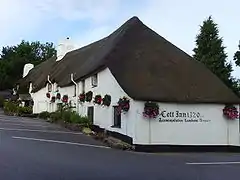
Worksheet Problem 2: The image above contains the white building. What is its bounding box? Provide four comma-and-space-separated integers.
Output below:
18, 16, 240, 152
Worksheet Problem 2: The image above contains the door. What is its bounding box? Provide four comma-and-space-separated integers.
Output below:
87, 106, 94, 124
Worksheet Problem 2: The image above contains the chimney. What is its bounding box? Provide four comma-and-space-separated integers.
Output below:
23, 63, 34, 78
56, 37, 75, 61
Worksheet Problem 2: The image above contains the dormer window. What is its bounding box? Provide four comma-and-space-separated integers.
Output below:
91, 74, 98, 87
82, 80, 85, 92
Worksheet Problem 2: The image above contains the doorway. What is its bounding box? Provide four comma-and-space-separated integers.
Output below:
87, 106, 94, 124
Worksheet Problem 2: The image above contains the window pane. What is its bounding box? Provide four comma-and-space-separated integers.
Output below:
113, 106, 121, 128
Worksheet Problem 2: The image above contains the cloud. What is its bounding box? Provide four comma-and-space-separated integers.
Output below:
0, 0, 122, 46
1, 0, 240, 77
35, 0, 121, 23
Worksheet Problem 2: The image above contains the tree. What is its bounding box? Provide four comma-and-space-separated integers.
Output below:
233, 42, 240, 66
193, 16, 240, 96
0, 40, 56, 90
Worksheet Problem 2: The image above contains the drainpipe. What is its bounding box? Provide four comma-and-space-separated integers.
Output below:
47, 75, 53, 112
47, 75, 53, 85
71, 73, 79, 114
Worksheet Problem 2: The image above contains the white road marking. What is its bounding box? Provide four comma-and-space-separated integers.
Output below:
0, 122, 51, 128
0, 127, 82, 135
186, 162, 240, 165
0, 119, 48, 125
12, 136, 110, 149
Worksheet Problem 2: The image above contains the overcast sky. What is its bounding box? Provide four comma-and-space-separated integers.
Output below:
1, 0, 240, 77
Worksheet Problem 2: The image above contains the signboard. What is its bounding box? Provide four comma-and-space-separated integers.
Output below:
159, 110, 211, 123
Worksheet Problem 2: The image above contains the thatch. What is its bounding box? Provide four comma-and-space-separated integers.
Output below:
17, 56, 57, 91
19, 16, 240, 103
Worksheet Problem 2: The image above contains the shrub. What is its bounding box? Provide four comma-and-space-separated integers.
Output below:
61, 110, 72, 123
18, 106, 33, 115
69, 111, 81, 124
39, 111, 51, 119
79, 116, 92, 126
4, 101, 19, 115
50, 112, 62, 122
3, 101, 32, 116
68, 112, 90, 125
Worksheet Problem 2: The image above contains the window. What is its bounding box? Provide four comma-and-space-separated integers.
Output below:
82, 80, 85, 92
47, 83, 52, 92
112, 106, 121, 128
91, 74, 98, 87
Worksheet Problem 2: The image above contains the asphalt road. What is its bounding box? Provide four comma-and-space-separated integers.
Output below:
1, 111, 240, 180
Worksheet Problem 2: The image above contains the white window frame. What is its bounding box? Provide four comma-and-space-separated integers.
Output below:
91, 74, 98, 87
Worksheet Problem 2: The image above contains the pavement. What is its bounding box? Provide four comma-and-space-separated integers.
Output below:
1, 111, 240, 180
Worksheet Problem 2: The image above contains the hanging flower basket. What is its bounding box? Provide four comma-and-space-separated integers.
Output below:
46, 92, 50, 98
94, 95, 102, 105
79, 93, 85, 102
85, 91, 93, 102
102, 94, 111, 106
62, 95, 68, 103
118, 96, 130, 112
223, 104, 239, 120
51, 96, 56, 103
56, 93, 61, 100
143, 101, 159, 118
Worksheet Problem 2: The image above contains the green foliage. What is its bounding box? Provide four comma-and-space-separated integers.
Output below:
233, 43, 240, 66
39, 111, 51, 119
3, 101, 19, 114
49, 112, 62, 122
102, 94, 111, 106
69, 111, 90, 126
47, 105, 91, 126
0, 40, 56, 90
18, 106, 33, 115
3, 101, 32, 115
61, 110, 72, 123
193, 16, 240, 96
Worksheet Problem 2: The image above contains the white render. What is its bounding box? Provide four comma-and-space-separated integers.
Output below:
133, 101, 240, 146
56, 37, 75, 61
23, 63, 34, 78
29, 67, 240, 146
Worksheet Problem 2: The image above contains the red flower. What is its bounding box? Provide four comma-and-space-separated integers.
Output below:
143, 102, 159, 119
79, 93, 85, 102
223, 105, 239, 120
62, 95, 68, 103
94, 95, 102, 105
51, 96, 56, 103
46, 93, 50, 98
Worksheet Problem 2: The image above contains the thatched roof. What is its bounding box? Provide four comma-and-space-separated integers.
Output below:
18, 57, 57, 91
19, 16, 240, 103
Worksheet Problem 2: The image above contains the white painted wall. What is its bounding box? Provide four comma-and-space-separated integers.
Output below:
56, 37, 75, 61
30, 67, 240, 147
75, 68, 136, 139
133, 101, 240, 146
32, 83, 58, 114
32, 87, 48, 114
32, 68, 136, 138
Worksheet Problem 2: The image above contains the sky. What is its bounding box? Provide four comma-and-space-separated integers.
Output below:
1, 0, 240, 77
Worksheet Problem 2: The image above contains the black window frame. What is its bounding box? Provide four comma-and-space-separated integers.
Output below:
112, 106, 121, 128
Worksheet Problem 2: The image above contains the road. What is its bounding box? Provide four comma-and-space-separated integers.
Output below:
0, 111, 240, 180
